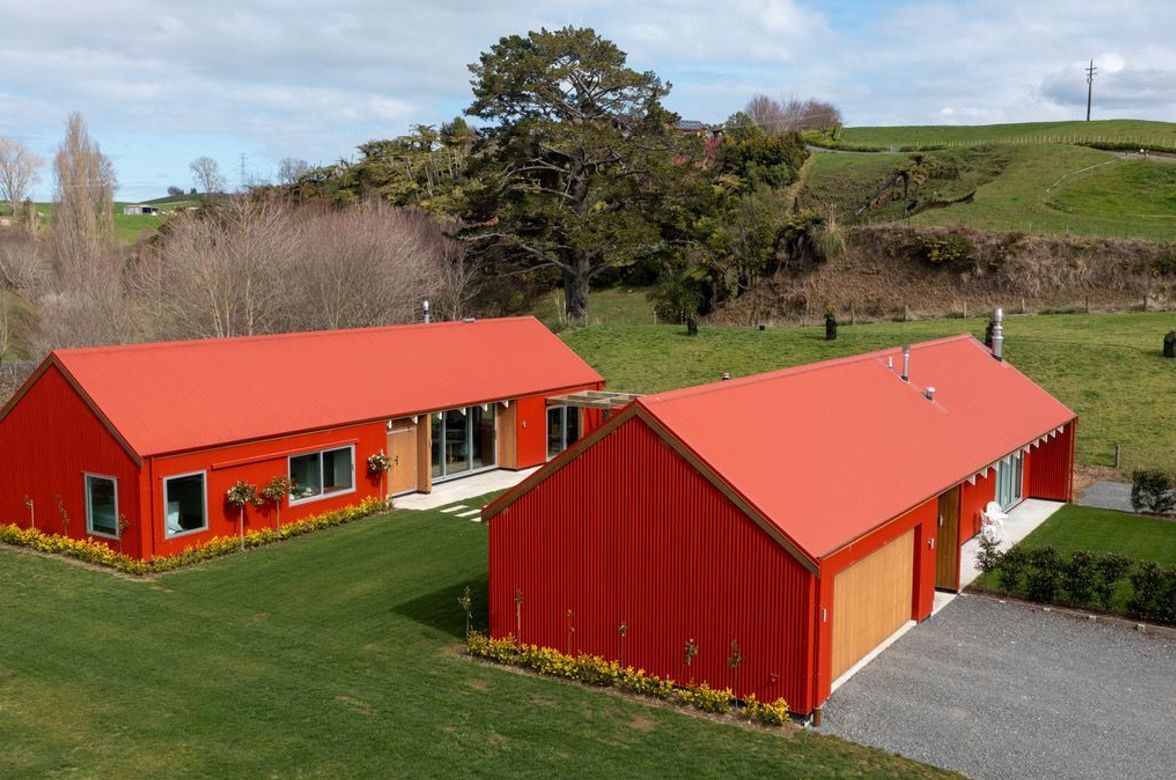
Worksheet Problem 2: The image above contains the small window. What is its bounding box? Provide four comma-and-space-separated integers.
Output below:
289, 446, 355, 504
164, 472, 207, 537
85, 474, 119, 537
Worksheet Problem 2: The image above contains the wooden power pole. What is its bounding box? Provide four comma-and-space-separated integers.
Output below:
1085, 60, 1098, 121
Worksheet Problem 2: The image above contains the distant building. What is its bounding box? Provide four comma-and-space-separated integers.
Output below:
675, 119, 709, 134
122, 204, 160, 216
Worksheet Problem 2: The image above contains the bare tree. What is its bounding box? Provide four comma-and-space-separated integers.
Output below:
0, 139, 43, 215
189, 157, 226, 195
48, 113, 116, 276
0, 234, 46, 291
277, 157, 309, 185
744, 95, 843, 134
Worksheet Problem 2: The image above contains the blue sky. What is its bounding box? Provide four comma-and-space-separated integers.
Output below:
2, 0, 1173, 202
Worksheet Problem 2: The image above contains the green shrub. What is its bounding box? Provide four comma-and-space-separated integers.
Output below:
1130, 470, 1175, 515
466, 633, 789, 727
976, 534, 1003, 574
1127, 561, 1165, 621
1062, 550, 1097, 607
910, 231, 975, 267
996, 546, 1028, 592
1024, 546, 1062, 602
1091, 552, 1132, 609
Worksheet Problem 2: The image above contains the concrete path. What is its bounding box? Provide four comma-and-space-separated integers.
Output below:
1078, 480, 1135, 513
392, 467, 538, 512
822, 596, 1176, 780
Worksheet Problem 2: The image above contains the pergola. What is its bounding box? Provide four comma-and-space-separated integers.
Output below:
546, 390, 640, 412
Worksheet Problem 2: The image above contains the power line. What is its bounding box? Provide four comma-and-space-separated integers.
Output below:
1085, 59, 1098, 122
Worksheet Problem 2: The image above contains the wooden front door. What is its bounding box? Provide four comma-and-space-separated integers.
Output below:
831, 528, 915, 682
935, 486, 961, 591
387, 419, 418, 496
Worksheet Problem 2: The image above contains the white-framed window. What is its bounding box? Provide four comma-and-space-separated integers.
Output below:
84, 473, 119, 538
288, 445, 355, 505
164, 471, 208, 538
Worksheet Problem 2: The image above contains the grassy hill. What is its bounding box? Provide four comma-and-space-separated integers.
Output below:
821, 119, 1176, 152
801, 137, 1176, 240
25, 200, 192, 245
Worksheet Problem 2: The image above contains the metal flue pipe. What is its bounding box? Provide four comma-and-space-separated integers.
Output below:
901, 344, 911, 382
992, 307, 1004, 361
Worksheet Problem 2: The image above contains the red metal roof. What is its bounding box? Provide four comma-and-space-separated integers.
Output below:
635, 335, 1075, 560
38, 317, 601, 457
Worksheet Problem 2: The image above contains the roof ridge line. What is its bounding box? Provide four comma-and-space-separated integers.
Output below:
640, 333, 976, 405
51, 316, 539, 357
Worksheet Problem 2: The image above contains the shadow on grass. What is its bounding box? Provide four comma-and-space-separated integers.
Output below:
391, 574, 489, 639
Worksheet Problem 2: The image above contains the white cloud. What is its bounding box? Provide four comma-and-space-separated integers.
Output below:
0, 0, 1171, 199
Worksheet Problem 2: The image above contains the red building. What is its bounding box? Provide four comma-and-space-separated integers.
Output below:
0, 317, 602, 560
485, 335, 1076, 715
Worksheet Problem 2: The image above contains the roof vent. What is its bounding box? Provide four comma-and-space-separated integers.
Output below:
462, 317, 476, 323
721, 371, 731, 381
924, 386, 936, 402
991, 307, 1004, 361
422, 299, 431, 323
901, 344, 911, 382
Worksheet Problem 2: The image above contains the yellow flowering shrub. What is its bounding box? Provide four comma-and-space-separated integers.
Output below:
0, 496, 386, 576
467, 632, 789, 727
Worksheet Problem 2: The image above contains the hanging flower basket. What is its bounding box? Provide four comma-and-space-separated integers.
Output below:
367, 451, 392, 476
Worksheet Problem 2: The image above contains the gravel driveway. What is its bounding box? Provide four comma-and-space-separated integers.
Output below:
820, 596, 1176, 779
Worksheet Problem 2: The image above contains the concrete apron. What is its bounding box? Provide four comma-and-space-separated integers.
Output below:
392, 467, 540, 512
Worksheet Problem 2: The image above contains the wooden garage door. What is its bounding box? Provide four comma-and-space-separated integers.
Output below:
831, 529, 915, 681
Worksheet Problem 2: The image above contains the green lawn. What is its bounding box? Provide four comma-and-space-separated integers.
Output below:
31, 202, 169, 245
0, 505, 950, 778
972, 504, 1176, 611
532, 286, 657, 329
831, 119, 1176, 150
560, 311, 1176, 473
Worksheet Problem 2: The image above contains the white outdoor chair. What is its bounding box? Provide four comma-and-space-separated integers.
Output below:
981, 501, 1007, 537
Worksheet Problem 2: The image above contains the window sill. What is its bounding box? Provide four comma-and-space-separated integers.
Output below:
289, 486, 356, 508
165, 525, 209, 540
88, 530, 120, 541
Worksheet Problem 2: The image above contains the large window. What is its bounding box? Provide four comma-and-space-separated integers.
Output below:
165, 472, 207, 537
85, 474, 119, 538
547, 406, 581, 459
289, 445, 355, 504
995, 451, 1025, 510
430, 405, 497, 481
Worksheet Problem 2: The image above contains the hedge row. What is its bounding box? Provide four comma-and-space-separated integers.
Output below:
466, 632, 791, 727
0, 497, 387, 576
983, 545, 1176, 625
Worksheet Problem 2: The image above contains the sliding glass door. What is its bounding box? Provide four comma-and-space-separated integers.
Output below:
431, 405, 497, 481
995, 451, 1024, 510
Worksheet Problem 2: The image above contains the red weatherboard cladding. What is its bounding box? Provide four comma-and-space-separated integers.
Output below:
1028, 424, 1076, 501
146, 421, 385, 559
489, 417, 818, 713
0, 365, 144, 558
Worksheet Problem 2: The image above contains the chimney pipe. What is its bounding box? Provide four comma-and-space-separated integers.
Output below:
721, 371, 731, 381
422, 299, 431, 324
924, 386, 936, 402
901, 344, 911, 382
992, 307, 1004, 361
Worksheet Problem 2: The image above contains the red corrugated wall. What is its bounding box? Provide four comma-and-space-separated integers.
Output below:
0, 364, 145, 558
488, 416, 818, 713
1028, 421, 1076, 501
145, 421, 386, 559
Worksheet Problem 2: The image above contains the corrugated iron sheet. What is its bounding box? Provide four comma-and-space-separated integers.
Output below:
489, 417, 817, 713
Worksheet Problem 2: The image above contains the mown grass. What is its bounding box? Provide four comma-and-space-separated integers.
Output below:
972, 505, 1176, 611
532, 285, 657, 329
30, 202, 168, 245
561, 312, 1176, 473
834, 119, 1176, 150
0, 504, 952, 778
